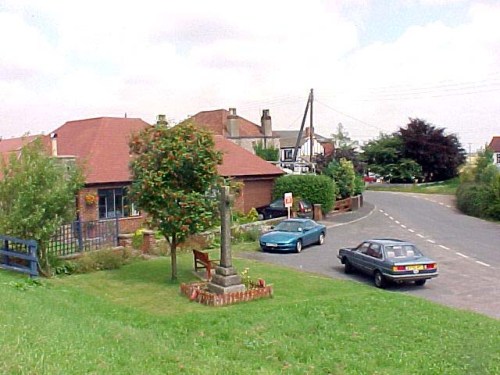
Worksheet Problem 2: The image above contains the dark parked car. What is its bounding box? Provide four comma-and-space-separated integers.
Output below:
259, 218, 326, 253
256, 198, 313, 220
337, 238, 438, 288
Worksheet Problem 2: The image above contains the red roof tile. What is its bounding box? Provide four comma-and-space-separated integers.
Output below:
215, 136, 284, 177
52, 117, 150, 184
489, 136, 500, 152
190, 109, 268, 137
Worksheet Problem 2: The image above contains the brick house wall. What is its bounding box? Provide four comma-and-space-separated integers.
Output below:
77, 186, 145, 234
234, 177, 275, 213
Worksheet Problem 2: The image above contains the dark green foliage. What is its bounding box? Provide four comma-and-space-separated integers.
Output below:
273, 174, 337, 213
353, 174, 365, 195
323, 159, 356, 199
0, 138, 84, 274
457, 147, 500, 220
399, 118, 466, 182
253, 141, 279, 161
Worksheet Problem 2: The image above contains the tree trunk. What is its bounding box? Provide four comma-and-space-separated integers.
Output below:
170, 233, 177, 281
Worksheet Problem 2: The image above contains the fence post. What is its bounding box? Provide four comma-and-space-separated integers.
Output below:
77, 215, 84, 252
28, 241, 39, 278
114, 215, 120, 246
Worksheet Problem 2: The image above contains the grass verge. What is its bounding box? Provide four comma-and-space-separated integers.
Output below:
366, 178, 459, 195
1, 251, 498, 374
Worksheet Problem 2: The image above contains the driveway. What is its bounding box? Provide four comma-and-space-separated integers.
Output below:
241, 192, 500, 319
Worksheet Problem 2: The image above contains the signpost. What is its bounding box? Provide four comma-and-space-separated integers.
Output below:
284, 192, 293, 219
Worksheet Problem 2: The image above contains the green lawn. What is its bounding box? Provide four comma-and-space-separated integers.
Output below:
366, 178, 459, 195
1, 252, 498, 374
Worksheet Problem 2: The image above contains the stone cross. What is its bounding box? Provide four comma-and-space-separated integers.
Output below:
207, 185, 245, 294
219, 185, 232, 268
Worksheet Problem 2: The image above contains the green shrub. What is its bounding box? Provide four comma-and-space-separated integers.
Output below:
72, 248, 129, 274
273, 174, 337, 213
132, 229, 144, 249
323, 159, 355, 198
232, 226, 260, 243
456, 183, 490, 218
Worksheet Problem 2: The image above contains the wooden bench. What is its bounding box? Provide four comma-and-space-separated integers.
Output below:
192, 249, 219, 280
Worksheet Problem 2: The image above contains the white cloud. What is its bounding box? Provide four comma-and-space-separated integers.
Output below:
0, 0, 498, 150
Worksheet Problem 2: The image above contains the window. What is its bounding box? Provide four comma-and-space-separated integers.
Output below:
357, 242, 370, 254
496, 153, 500, 164
283, 149, 293, 161
98, 187, 139, 219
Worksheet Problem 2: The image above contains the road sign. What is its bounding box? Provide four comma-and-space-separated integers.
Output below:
284, 192, 293, 208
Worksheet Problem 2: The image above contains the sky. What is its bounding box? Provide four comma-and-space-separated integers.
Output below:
1, 0, 499, 152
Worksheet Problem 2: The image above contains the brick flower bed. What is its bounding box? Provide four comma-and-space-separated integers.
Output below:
180, 282, 274, 307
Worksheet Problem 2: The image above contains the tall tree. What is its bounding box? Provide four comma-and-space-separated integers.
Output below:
0, 138, 84, 274
361, 133, 422, 182
129, 121, 223, 281
318, 123, 362, 173
399, 118, 466, 181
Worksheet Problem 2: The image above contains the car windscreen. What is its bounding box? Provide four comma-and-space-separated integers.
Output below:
384, 244, 422, 259
274, 221, 302, 232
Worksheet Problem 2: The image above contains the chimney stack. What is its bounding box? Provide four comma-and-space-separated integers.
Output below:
50, 133, 58, 157
261, 109, 272, 137
156, 114, 168, 126
227, 108, 239, 137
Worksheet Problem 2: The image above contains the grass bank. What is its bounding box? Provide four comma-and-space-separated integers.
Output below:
1, 252, 498, 374
366, 178, 459, 195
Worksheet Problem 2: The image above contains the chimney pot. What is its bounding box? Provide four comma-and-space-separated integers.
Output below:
261, 109, 272, 137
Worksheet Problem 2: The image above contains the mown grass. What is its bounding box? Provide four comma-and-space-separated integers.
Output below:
1, 251, 498, 375
366, 178, 459, 195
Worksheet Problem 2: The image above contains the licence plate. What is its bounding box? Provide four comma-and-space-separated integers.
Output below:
406, 265, 424, 271
266, 243, 277, 247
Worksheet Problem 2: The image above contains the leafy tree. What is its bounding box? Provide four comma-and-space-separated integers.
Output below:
361, 133, 424, 182
362, 133, 403, 167
399, 118, 466, 182
0, 138, 84, 274
129, 121, 223, 281
253, 141, 279, 161
323, 158, 356, 199
330, 123, 362, 172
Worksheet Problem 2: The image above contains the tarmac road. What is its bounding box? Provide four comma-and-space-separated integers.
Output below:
241, 191, 500, 319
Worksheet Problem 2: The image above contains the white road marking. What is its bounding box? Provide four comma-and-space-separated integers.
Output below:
408, 229, 415, 233
389, 216, 394, 220
427, 239, 436, 244
384, 213, 389, 216
395, 220, 400, 224
446, 205, 452, 208
438, 245, 450, 250
401, 224, 407, 228
439, 202, 444, 206
417, 234, 424, 238
476, 261, 491, 267
456, 252, 469, 258
379, 209, 384, 213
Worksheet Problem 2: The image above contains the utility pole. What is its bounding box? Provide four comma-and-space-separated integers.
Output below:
468, 143, 472, 164
309, 89, 314, 166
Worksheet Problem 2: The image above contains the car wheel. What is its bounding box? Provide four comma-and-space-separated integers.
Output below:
344, 259, 353, 274
318, 232, 325, 245
295, 240, 302, 253
374, 271, 386, 289
415, 279, 426, 286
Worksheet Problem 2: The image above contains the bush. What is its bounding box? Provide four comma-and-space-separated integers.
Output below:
273, 174, 337, 213
456, 183, 490, 218
323, 159, 355, 198
69, 248, 136, 274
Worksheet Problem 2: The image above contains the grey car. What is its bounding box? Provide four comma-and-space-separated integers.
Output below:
337, 238, 438, 288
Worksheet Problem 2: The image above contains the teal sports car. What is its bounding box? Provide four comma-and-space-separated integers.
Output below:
259, 218, 326, 253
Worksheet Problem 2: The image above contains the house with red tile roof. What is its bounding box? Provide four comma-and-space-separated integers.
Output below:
1, 116, 284, 232
50, 116, 283, 231
189, 108, 280, 155
214, 135, 284, 213
489, 136, 500, 168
